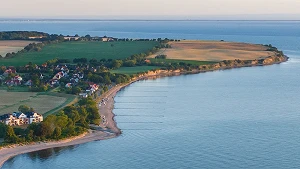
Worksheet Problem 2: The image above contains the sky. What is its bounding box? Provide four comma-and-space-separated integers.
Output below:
1, 0, 300, 19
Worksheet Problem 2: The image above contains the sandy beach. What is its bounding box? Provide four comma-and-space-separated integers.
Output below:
0, 130, 116, 167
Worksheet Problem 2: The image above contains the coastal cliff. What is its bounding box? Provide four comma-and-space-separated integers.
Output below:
138, 54, 288, 78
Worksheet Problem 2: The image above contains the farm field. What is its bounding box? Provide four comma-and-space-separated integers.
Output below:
0, 90, 77, 116
148, 40, 276, 62
0, 40, 34, 57
111, 66, 160, 75
0, 41, 159, 66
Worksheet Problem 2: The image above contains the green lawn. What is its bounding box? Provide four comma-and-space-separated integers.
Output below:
149, 58, 216, 66
111, 66, 161, 75
0, 41, 159, 66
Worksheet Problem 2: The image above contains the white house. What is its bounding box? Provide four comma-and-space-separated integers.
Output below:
0, 112, 43, 126
26, 112, 43, 124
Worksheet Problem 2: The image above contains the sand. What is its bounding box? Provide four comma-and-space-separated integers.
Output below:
0, 130, 116, 167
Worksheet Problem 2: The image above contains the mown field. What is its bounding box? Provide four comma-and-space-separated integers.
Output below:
0, 41, 159, 66
0, 90, 77, 116
148, 40, 275, 62
0, 40, 35, 57
111, 66, 160, 75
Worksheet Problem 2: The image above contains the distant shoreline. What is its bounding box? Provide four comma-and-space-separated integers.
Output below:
0, 43, 289, 168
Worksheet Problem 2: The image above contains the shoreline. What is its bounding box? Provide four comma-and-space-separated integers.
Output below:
0, 55, 288, 168
0, 130, 116, 167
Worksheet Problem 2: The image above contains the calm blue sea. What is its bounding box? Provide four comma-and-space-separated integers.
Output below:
1, 20, 300, 169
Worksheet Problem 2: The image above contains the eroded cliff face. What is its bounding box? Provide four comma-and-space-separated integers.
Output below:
260, 55, 287, 65
137, 54, 288, 79
200, 54, 288, 71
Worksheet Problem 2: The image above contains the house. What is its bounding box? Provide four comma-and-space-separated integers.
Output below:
3, 68, 16, 76
65, 83, 72, 88
28, 36, 45, 39
0, 114, 15, 126
86, 83, 99, 94
26, 112, 43, 124
101, 36, 115, 42
145, 59, 151, 64
64, 36, 80, 41
25, 80, 33, 86
79, 93, 88, 98
52, 71, 67, 80
5, 76, 23, 86
49, 79, 59, 86
0, 112, 43, 126
14, 112, 29, 125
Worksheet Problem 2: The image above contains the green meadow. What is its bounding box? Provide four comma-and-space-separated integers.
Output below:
0, 41, 159, 66
111, 66, 160, 75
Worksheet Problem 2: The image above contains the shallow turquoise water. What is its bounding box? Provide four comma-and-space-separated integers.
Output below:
1, 21, 300, 169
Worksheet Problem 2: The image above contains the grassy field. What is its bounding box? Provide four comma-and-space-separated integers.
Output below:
148, 40, 276, 62
0, 40, 35, 57
0, 41, 159, 66
0, 90, 77, 116
111, 66, 160, 75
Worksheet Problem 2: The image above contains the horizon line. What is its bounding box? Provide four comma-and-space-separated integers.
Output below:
0, 18, 300, 22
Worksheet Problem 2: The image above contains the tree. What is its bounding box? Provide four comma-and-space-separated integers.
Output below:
53, 127, 62, 139
124, 60, 137, 67
5, 126, 19, 143
72, 87, 82, 95
112, 60, 123, 69
104, 75, 112, 85
26, 130, 34, 142
0, 123, 6, 138
18, 105, 31, 113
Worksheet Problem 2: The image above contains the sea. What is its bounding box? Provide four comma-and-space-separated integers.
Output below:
1, 20, 300, 169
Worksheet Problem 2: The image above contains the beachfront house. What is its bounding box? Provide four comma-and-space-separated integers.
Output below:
0, 112, 43, 126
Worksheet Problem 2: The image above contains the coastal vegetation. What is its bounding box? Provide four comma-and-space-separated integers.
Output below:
0, 97, 99, 144
111, 66, 160, 75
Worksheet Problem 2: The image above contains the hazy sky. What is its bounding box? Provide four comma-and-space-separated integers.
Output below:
1, 0, 300, 19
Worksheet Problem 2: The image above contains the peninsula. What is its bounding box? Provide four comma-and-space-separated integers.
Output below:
0, 31, 288, 167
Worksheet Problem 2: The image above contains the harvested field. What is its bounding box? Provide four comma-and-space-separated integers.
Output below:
0, 40, 34, 56
0, 91, 75, 116
0, 91, 37, 108
148, 40, 276, 61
